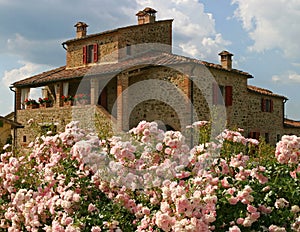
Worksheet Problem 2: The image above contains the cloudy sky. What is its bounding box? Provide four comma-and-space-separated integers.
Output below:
0, 0, 300, 120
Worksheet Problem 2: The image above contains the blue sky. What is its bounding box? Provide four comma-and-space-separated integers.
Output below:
0, 0, 299, 120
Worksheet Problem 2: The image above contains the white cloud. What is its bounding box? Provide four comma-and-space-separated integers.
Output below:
232, 0, 300, 58
2, 61, 51, 87
135, 0, 230, 61
288, 73, 300, 82
272, 71, 300, 83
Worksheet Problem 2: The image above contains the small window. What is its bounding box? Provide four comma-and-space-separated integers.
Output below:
23, 136, 27, 143
265, 133, 269, 143
126, 45, 132, 56
249, 131, 260, 140
261, 98, 273, 112
83, 44, 98, 64
277, 134, 281, 142
0, 120, 3, 128
213, 83, 224, 105
213, 84, 232, 106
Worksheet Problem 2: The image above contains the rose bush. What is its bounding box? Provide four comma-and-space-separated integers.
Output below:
0, 120, 299, 231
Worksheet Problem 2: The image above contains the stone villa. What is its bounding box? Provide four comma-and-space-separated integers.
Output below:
11, 7, 300, 146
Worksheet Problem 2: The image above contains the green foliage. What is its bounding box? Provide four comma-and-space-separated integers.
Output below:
94, 113, 113, 140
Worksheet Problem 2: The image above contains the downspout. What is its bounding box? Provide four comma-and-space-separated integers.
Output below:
9, 86, 17, 150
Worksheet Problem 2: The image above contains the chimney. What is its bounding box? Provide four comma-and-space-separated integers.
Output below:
136, 7, 157, 25
218, 50, 233, 70
74, 22, 88, 38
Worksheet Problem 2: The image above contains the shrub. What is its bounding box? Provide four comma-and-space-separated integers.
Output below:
0, 120, 299, 231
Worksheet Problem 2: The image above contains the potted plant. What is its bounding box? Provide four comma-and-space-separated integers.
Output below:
38, 97, 52, 108
24, 99, 39, 109
61, 95, 74, 106
74, 93, 89, 106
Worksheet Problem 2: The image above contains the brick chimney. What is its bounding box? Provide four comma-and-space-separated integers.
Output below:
136, 7, 157, 25
74, 22, 88, 38
218, 50, 233, 70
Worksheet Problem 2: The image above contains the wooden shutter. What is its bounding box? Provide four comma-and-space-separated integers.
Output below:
93, 44, 98, 62
212, 83, 218, 105
225, 86, 233, 106
270, 99, 274, 112
83, 45, 87, 64
261, 98, 266, 112
256, 132, 260, 140
249, 132, 254, 138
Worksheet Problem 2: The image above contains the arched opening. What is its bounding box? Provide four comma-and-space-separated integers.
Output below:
129, 100, 180, 131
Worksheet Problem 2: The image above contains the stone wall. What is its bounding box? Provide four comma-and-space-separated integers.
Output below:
246, 91, 284, 144
66, 20, 172, 69
66, 33, 119, 68
283, 126, 300, 137
127, 66, 190, 131
118, 20, 173, 57
16, 105, 113, 147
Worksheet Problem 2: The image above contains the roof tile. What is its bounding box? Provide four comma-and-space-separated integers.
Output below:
247, 85, 287, 99
13, 51, 253, 87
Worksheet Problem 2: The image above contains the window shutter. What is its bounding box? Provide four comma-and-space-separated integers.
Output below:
256, 132, 260, 140
225, 86, 233, 106
270, 99, 274, 112
212, 83, 218, 105
83, 46, 87, 64
249, 132, 254, 138
261, 98, 266, 112
93, 44, 98, 62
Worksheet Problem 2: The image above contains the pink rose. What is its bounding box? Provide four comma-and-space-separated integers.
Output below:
229, 225, 241, 232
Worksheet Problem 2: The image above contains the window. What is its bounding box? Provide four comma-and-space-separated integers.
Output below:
277, 134, 281, 142
213, 83, 224, 105
23, 136, 27, 143
249, 131, 260, 140
265, 133, 269, 143
261, 98, 273, 112
212, 83, 233, 106
126, 44, 132, 56
0, 120, 3, 128
83, 44, 98, 64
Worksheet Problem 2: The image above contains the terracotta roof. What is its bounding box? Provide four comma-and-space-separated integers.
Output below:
13, 51, 253, 87
247, 85, 287, 99
284, 118, 300, 128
